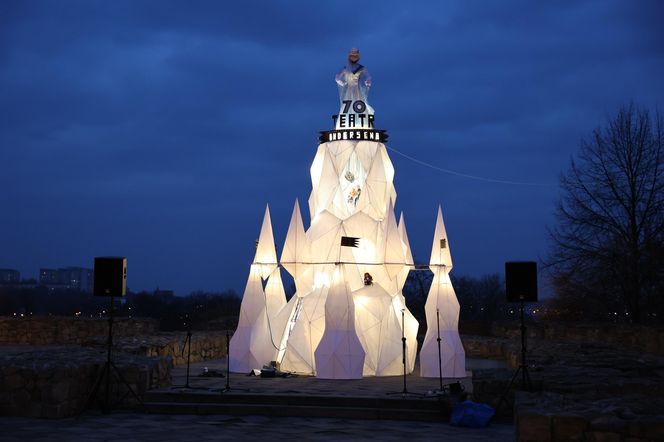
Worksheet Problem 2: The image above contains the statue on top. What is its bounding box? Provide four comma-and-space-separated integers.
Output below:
334, 48, 374, 129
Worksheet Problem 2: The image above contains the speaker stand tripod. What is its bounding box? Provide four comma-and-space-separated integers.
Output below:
495, 299, 532, 414
80, 295, 143, 415
211, 329, 249, 394
387, 309, 422, 398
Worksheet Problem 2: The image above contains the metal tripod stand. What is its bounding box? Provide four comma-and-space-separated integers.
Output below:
81, 296, 143, 414
211, 329, 249, 394
495, 299, 532, 413
387, 309, 422, 398
171, 324, 208, 391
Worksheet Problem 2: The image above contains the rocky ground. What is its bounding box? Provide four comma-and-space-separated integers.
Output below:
465, 334, 664, 441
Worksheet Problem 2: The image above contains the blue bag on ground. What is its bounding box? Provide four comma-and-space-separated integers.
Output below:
450, 400, 495, 427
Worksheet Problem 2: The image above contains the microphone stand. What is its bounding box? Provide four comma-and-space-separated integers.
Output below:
172, 320, 207, 391
432, 308, 445, 394
211, 329, 249, 394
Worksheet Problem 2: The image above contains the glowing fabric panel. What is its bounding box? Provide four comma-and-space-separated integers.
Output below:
281, 199, 311, 282
229, 265, 277, 373
254, 205, 278, 279
314, 265, 365, 379
429, 205, 453, 270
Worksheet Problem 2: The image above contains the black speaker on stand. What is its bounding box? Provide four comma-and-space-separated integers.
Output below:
495, 261, 538, 415
80, 257, 143, 415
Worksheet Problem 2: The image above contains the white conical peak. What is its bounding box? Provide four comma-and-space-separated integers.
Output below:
254, 204, 278, 279
429, 205, 453, 271
398, 212, 414, 266
281, 199, 311, 281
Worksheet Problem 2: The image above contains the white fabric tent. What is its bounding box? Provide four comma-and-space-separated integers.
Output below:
231, 81, 441, 378
274, 137, 421, 378
419, 206, 466, 378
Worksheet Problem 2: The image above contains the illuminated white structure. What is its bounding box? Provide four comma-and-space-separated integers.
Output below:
230, 49, 463, 379
229, 206, 285, 373
419, 207, 466, 378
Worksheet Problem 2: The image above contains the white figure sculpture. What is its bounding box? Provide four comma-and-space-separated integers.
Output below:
334, 48, 374, 130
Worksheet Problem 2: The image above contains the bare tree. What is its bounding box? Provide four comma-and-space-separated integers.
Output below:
547, 104, 664, 323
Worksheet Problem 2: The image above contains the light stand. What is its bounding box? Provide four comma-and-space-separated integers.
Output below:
387, 309, 422, 398
81, 295, 143, 415
211, 329, 249, 394
495, 299, 532, 414
432, 308, 445, 394
171, 320, 208, 391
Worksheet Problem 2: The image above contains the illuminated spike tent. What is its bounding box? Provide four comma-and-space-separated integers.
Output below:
419, 207, 466, 378
230, 49, 464, 379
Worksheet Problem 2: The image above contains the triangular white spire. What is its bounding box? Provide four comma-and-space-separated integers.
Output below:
254, 204, 278, 279
281, 199, 311, 281
429, 205, 453, 271
398, 212, 414, 266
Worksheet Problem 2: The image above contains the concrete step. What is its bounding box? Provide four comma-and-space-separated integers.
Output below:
143, 401, 448, 421
143, 391, 453, 421
144, 391, 446, 410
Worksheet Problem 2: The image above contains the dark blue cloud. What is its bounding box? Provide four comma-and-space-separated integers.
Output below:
1, 0, 663, 294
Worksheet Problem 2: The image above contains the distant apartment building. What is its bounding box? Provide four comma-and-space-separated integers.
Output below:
39, 267, 93, 292
0, 269, 20, 284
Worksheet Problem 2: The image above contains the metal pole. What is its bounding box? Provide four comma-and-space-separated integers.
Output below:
185, 330, 192, 388
520, 300, 527, 388
225, 329, 231, 391
401, 309, 407, 393
104, 295, 114, 412
436, 309, 443, 391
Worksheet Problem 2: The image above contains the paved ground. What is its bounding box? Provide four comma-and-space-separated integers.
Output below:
0, 357, 513, 441
0, 413, 514, 441
166, 357, 505, 397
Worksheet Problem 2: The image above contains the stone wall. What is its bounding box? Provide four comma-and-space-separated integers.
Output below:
0, 317, 231, 418
80, 332, 229, 366
0, 317, 158, 345
0, 346, 171, 418
491, 321, 664, 355
515, 392, 664, 442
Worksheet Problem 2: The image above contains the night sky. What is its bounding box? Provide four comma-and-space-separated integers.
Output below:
2, 1, 663, 295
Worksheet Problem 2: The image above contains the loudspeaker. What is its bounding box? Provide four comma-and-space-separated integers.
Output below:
505, 261, 538, 302
93, 257, 127, 297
